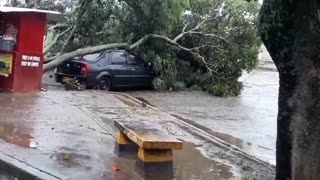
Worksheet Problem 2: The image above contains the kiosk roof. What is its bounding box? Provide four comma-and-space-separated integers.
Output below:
0, 6, 64, 22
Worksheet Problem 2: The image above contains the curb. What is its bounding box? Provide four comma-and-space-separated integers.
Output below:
257, 67, 278, 72
0, 151, 63, 180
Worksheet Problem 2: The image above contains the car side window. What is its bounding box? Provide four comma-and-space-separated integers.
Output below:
127, 53, 143, 65
111, 51, 127, 65
101, 53, 110, 66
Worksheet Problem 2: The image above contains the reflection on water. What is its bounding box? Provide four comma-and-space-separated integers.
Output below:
110, 142, 234, 180
174, 143, 233, 180
0, 122, 34, 148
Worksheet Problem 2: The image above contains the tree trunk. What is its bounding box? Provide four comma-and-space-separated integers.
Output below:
44, 31, 219, 73
43, 43, 129, 72
260, 0, 320, 179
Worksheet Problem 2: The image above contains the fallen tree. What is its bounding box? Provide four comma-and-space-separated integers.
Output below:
16, 0, 261, 96
44, 22, 221, 80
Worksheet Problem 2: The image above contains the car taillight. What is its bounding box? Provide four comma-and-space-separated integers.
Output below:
81, 62, 89, 76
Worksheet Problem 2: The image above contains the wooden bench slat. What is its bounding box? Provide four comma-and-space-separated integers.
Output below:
114, 120, 183, 150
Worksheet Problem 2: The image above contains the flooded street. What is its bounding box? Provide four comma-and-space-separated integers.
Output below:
127, 70, 279, 165
0, 70, 276, 179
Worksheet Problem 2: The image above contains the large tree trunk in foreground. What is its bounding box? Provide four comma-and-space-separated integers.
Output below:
260, 0, 320, 179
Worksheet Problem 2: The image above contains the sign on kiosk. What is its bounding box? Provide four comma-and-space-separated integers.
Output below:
21, 55, 40, 67
0, 53, 12, 76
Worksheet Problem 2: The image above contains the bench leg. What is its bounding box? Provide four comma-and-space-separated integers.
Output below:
136, 148, 174, 179
114, 131, 138, 153
138, 148, 173, 163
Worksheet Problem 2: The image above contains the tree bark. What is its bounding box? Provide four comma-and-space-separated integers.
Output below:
44, 43, 129, 72
260, 0, 320, 179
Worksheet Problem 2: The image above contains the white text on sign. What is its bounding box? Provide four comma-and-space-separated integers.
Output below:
21, 55, 40, 67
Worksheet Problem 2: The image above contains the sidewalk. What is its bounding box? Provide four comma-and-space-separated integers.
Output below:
0, 89, 274, 179
0, 91, 125, 179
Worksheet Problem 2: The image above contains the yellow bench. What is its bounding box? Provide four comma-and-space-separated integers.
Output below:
114, 120, 183, 163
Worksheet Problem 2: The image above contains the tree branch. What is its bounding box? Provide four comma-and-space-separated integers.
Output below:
47, 23, 67, 31
59, 24, 77, 54
44, 26, 72, 55
190, 44, 220, 51
189, 32, 230, 44
182, 22, 188, 33
192, 20, 208, 32
45, 54, 61, 63
173, 20, 207, 42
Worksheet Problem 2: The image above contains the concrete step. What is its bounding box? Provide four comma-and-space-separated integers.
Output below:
257, 60, 277, 72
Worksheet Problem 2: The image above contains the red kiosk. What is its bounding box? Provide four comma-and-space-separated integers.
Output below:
0, 7, 63, 92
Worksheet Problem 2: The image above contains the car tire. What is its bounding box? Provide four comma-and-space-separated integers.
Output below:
98, 77, 111, 91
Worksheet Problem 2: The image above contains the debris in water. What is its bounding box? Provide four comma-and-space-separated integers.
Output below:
63, 154, 71, 161
113, 166, 120, 172
88, 126, 96, 131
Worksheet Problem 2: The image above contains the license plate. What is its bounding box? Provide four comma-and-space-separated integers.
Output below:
62, 76, 72, 83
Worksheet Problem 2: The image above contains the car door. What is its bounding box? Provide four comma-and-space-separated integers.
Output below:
108, 50, 131, 86
126, 52, 152, 86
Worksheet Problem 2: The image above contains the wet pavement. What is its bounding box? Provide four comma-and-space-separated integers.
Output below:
0, 172, 17, 180
0, 86, 274, 179
127, 70, 279, 165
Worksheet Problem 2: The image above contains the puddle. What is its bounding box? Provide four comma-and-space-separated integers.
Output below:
110, 142, 234, 180
0, 122, 35, 148
174, 143, 233, 180
51, 152, 92, 167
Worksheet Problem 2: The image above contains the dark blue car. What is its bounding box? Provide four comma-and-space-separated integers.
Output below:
54, 49, 154, 90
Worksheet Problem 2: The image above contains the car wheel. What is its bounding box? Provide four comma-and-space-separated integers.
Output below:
98, 77, 111, 91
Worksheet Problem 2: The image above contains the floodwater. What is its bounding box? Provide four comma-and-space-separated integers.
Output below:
174, 143, 233, 180
0, 70, 276, 179
127, 70, 279, 164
